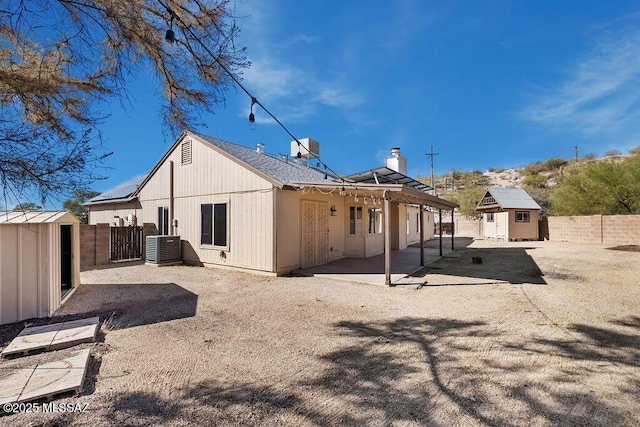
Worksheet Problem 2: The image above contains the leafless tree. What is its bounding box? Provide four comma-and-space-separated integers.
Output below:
0, 0, 248, 203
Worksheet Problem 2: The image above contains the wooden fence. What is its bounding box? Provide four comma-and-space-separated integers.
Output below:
110, 226, 144, 261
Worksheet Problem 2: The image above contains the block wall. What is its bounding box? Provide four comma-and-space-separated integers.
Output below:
455, 218, 483, 237
547, 215, 640, 245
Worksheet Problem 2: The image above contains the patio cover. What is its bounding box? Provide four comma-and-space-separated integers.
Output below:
293, 181, 459, 285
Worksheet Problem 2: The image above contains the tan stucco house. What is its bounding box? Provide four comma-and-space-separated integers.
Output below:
86, 131, 457, 277
476, 188, 541, 241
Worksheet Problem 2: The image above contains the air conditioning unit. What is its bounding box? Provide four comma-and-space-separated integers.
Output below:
146, 235, 181, 264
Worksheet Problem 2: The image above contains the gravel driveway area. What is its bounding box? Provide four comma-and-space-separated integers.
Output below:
2, 239, 639, 426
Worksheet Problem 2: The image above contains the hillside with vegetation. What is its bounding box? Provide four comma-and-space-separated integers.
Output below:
417, 148, 640, 218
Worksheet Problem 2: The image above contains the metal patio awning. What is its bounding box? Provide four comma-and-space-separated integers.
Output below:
293, 181, 458, 211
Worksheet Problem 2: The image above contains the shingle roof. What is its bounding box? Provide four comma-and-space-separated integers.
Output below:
195, 133, 340, 186
480, 188, 541, 210
86, 133, 342, 205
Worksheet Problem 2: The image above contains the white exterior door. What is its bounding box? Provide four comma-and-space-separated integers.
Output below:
302, 200, 329, 268
496, 212, 507, 240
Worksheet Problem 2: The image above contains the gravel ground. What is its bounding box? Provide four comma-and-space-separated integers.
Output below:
1, 239, 639, 426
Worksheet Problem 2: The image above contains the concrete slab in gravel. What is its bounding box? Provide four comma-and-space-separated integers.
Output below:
0, 368, 35, 405
0, 349, 90, 404
19, 349, 90, 402
49, 317, 100, 350
1, 317, 99, 357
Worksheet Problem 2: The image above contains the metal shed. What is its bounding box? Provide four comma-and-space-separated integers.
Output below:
0, 211, 80, 325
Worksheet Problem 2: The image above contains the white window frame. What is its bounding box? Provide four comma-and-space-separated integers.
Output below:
368, 208, 382, 234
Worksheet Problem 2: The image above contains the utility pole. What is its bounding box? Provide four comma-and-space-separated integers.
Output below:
575, 145, 578, 162
426, 145, 439, 195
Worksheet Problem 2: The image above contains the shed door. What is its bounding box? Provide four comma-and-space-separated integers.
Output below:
61, 225, 73, 292
496, 212, 507, 240
302, 201, 329, 268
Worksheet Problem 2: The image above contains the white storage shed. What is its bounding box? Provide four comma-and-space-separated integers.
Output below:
0, 211, 80, 325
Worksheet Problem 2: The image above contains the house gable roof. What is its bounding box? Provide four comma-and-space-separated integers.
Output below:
86, 131, 341, 205
476, 187, 541, 211
193, 133, 340, 187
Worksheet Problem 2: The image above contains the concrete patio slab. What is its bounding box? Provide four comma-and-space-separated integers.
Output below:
0, 349, 90, 404
2, 317, 99, 357
298, 244, 454, 286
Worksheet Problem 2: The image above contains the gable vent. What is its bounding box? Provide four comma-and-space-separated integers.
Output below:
181, 140, 192, 165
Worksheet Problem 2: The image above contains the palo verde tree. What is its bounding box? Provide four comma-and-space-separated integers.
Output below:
550, 151, 640, 215
0, 0, 248, 204
443, 186, 486, 219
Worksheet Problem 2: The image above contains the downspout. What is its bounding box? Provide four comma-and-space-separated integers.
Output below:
273, 186, 278, 273
169, 160, 174, 235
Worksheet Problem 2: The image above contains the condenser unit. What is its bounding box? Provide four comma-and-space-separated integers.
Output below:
146, 235, 181, 264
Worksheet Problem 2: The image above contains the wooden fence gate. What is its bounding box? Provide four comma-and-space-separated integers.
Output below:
110, 226, 143, 261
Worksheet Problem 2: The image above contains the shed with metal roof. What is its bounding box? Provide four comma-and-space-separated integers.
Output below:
0, 211, 80, 325
476, 188, 541, 241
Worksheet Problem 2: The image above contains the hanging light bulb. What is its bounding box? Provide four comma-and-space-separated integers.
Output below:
165, 14, 176, 43
354, 194, 359, 202
363, 196, 368, 205
248, 97, 256, 130
340, 186, 346, 196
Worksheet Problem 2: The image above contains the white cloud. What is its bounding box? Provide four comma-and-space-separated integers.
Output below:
523, 29, 640, 136
233, 0, 364, 124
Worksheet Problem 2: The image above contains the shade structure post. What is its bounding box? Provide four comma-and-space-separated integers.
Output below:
419, 205, 424, 266
451, 209, 455, 250
384, 190, 392, 286
439, 209, 443, 256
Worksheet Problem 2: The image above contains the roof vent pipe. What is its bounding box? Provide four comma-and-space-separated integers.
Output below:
256, 143, 265, 153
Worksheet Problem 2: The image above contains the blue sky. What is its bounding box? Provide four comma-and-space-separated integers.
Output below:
57, 0, 640, 203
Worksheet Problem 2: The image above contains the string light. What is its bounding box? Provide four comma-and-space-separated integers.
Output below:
157, 0, 365, 192
354, 194, 359, 202
363, 196, 368, 205
156, 0, 453, 214
165, 13, 176, 43
248, 97, 256, 130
